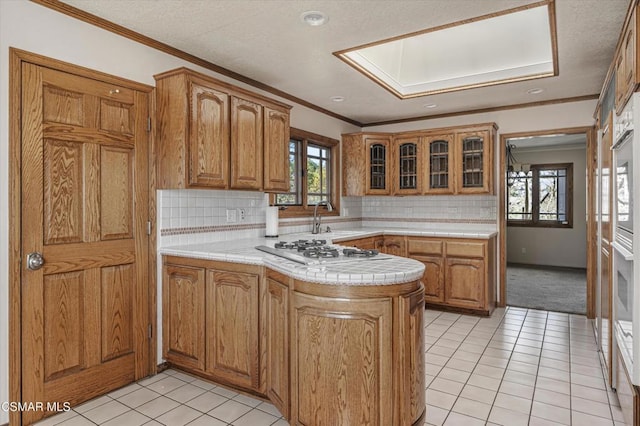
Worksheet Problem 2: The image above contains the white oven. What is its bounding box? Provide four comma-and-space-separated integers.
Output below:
612, 92, 640, 386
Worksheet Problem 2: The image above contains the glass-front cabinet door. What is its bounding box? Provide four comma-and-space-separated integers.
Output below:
424, 134, 454, 194
394, 136, 420, 195
365, 135, 391, 195
455, 130, 492, 193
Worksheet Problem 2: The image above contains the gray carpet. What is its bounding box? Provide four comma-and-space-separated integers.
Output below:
506, 263, 586, 314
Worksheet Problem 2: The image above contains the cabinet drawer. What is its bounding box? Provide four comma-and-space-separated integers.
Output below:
445, 241, 485, 258
407, 239, 442, 255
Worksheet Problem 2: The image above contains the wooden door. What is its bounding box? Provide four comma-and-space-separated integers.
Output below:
231, 96, 263, 190
206, 270, 260, 390
266, 273, 290, 418
20, 63, 150, 423
163, 264, 206, 371
188, 81, 229, 188
263, 106, 290, 192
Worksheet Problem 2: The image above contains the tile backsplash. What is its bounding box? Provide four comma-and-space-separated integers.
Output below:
157, 190, 497, 247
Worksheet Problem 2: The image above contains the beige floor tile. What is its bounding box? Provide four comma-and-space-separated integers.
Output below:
55, 417, 95, 426
145, 376, 187, 395
535, 376, 571, 395
232, 393, 262, 408
185, 391, 229, 413
571, 395, 613, 419
74, 395, 112, 414
428, 377, 464, 396
531, 401, 571, 425
426, 389, 457, 410
571, 411, 615, 426
207, 400, 252, 423
425, 404, 449, 426
445, 358, 476, 372
533, 387, 571, 409
493, 392, 532, 415
101, 410, 150, 426
488, 406, 529, 426
498, 381, 534, 400
466, 373, 501, 392
82, 400, 130, 424
136, 396, 180, 419
232, 408, 280, 426
443, 411, 485, 426
117, 388, 161, 408
165, 383, 207, 404
459, 384, 497, 405
451, 397, 491, 420
186, 415, 227, 426
155, 405, 201, 426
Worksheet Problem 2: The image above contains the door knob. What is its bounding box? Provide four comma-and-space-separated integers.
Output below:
26, 252, 45, 271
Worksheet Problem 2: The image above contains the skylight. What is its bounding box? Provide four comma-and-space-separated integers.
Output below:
334, 1, 557, 99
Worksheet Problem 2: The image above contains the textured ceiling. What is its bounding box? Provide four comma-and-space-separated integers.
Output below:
60, 0, 630, 125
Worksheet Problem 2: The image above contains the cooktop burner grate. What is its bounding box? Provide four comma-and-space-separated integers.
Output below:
343, 248, 380, 258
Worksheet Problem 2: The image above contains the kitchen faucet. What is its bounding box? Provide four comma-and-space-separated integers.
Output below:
311, 201, 333, 234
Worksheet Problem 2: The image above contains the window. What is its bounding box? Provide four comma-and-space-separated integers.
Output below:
507, 163, 573, 227
273, 128, 340, 217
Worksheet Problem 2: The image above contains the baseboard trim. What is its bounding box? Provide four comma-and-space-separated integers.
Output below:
507, 262, 587, 272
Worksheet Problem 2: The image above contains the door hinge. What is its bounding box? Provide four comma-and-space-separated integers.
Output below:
148, 324, 153, 340
147, 117, 152, 132
147, 221, 152, 236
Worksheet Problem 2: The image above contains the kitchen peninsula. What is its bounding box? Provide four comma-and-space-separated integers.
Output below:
161, 234, 426, 425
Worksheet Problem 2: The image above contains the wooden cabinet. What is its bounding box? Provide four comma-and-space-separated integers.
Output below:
337, 236, 377, 250
263, 106, 291, 192
366, 135, 393, 195
424, 134, 454, 194
155, 68, 291, 192
206, 268, 260, 390
379, 235, 407, 256
342, 123, 496, 197
400, 287, 426, 424
393, 135, 421, 195
230, 96, 263, 190
163, 256, 264, 393
265, 270, 290, 418
616, 9, 637, 111
456, 130, 492, 194
407, 236, 496, 315
163, 264, 206, 370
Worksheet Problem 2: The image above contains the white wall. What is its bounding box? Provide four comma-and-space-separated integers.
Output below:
0, 1, 358, 421
506, 146, 588, 268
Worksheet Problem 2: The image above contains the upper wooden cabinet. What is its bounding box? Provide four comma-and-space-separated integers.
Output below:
393, 135, 421, 195
342, 123, 496, 196
366, 135, 393, 195
424, 134, 454, 194
615, 8, 637, 111
456, 129, 493, 194
155, 68, 291, 192
263, 107, 291, 192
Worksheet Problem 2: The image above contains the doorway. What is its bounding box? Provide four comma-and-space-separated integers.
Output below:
498, 127, 597, 316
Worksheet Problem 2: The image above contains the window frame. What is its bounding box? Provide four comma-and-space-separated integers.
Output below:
271, 127, 340, 218
507, 162, 573, 228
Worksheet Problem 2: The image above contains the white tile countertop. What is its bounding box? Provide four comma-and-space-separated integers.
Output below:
160, 226, 497, 286
160, 233, 425, 286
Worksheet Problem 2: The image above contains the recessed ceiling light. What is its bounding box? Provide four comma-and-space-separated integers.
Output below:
330, 96, 345, 102
527, 88, 544, 95
301, 11, 328, 26
423, 103, 438, 109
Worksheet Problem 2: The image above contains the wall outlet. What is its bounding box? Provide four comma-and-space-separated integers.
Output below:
226, 209, 237, 223
521, 247, 526, 254
238, 208, 246, 221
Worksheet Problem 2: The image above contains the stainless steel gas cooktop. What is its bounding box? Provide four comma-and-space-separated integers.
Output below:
255, 239, 391, 265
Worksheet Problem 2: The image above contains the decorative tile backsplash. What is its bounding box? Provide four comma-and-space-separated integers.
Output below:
157, 190, 497, 247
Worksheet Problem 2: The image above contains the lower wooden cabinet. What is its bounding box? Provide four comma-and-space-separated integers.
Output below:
163, 264, 206, 370
378, 235, 407, 256
163, 256, 263, 393
265, 270, 290, 418
407, 236, 496, 315
163, 255, 426, 425
206, 269, 260, 390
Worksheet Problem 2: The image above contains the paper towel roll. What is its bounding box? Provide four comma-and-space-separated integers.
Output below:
265, 206, 279, 238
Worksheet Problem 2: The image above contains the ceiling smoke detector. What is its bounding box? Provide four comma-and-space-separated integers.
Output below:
527, 88, 544, 95
330, 96, 345, 102
423, 103, 438, 109
301, 11, 328, 26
